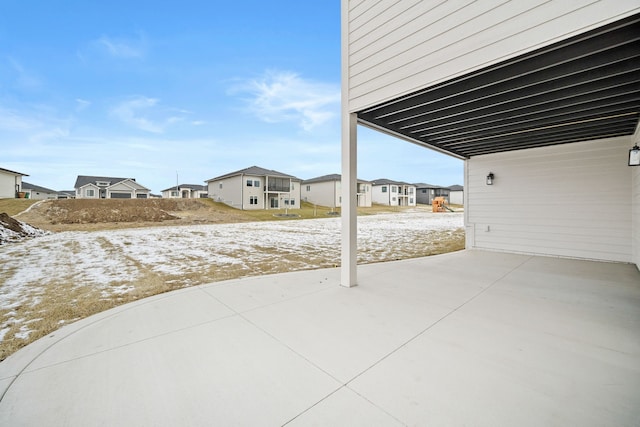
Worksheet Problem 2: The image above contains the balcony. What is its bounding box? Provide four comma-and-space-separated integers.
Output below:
1, 251, 638, 425
265, 185, 290, 192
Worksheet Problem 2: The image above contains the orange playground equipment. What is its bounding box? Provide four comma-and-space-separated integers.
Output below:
432, 197, 453, 212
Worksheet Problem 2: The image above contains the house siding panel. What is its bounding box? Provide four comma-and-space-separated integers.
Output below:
208, 176, 243, 209
243, 174, 266, 210
346, 0, 640, 112
303, 180, 340, 208
0, 171, 21, 198
467, 137, 633, 263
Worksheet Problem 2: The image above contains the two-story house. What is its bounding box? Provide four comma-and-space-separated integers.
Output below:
370, 179, 417, 206
74, 176, 151, 199
414, 183, 451, 205
302, 174, 372, 208
205, 166, 302, 210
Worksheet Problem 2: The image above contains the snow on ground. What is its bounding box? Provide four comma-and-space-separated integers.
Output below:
0, 212, 463, 343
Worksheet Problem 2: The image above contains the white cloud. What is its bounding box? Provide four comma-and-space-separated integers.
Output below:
231, 70, 340, 131
109, 97, 205, 133
6, 57, 41, 90
0, 107, 40, 131
96, 34, 145, 58
110, 96, 166, 133
75, 98, 91, 112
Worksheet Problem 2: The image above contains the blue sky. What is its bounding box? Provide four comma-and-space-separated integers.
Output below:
0, 0, 463, 194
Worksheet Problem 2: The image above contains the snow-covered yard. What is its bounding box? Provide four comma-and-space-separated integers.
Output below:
0, 211, 463, 358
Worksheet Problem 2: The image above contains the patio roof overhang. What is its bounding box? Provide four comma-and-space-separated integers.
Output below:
356, 13, 640, 159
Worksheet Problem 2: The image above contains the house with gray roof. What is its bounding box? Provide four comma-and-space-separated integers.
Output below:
0, 167, 28, 199
56, 190, 76, 199
205, 166, 301, 210
301, 174, 371, 208
22, 182, 58, 200
161, 184, 208, 199
414, 183, 451, 205
74, 175, 151, 199
370, 179, 416, 206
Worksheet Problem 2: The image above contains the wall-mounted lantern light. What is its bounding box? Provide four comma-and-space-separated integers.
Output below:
486, 172, 494, 185
629, 143, 640, 166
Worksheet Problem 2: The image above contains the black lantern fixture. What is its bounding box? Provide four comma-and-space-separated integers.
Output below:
486, 172, 494, 185
629, 143, 640, 166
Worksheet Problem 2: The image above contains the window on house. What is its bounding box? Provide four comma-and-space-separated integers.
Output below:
86, 189, 95, 197
291, 183, 295, 190
410, 198, 414, 204
171, 191, 178, 197
246, 180, 253, 187
381, 186, 387, 193
249, 196, 258, 205
306, 185, 311, 192
96, 181, 109, 187
391, 186, 397, 192
422, 189, 427, 193
219, 183, 223, 189
409, 188, 414, 194
392, 197, 396, 201
254, 180, 260, 187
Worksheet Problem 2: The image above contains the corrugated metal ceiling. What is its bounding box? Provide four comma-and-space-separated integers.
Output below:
356, 13, 640, 159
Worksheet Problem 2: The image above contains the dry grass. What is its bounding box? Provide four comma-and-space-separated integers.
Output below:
0, 198, 40, 216
1, 200, 465, 360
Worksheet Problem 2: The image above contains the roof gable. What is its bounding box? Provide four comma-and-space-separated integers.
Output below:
206, 166, 301, 182
22, 182, 56, 193
371, 178, 414, 186
74, 175, 149, 191
0, 167, 28, 177
161, 184, 207, 192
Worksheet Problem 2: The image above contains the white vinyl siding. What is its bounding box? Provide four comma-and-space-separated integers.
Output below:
466, 136, 633, 263
208, 176, 243, 209
346, 0, 640, 111
243, 175, 265, 210
0, 171, 22, 198
302, 180, 341, 208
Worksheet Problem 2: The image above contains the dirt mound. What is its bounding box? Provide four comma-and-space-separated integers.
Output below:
38, 199, 188, 224
13, 198, 250, 231
0, 213, 50, 244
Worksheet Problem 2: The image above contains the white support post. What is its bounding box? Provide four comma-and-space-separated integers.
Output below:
341, 113, 357, 287
340, 0, 357, 287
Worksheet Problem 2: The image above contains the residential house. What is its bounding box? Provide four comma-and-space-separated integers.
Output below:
302, 174, 371, 208
0, 167, 28, 198
22, 182, 58, 200
205, 166, 301, 210
448, 185, 464, 205
74, 176, 151, 199
161, 184, 208, 199
414, 183, 450, 205
370, 179, 416, 206
340, 1, 640, 287
57, 191, 76, 199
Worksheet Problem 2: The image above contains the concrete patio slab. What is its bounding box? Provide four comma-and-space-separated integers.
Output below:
0, 250, 638, 426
